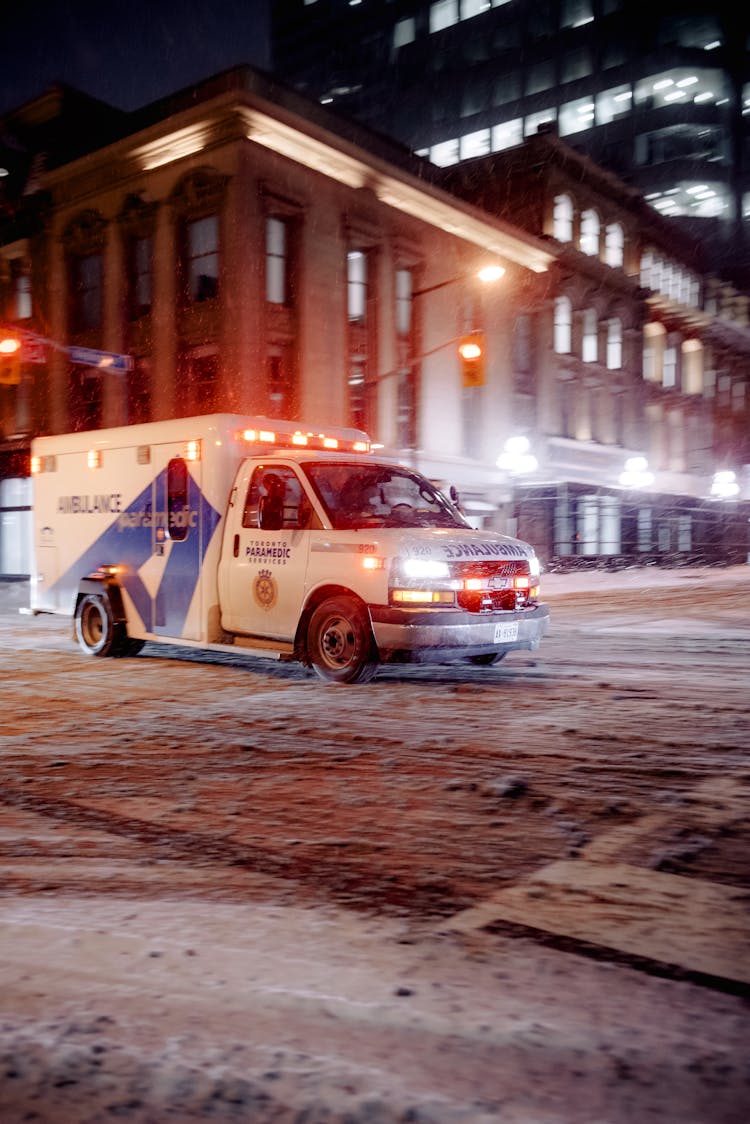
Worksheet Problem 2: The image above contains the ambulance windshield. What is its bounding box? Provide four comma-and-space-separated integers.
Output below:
302, 462, 470, 531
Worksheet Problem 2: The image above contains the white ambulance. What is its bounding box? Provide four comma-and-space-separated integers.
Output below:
29, 414, 549, 683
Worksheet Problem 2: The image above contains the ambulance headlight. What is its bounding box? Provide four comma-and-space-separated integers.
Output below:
401, 558, 450, 580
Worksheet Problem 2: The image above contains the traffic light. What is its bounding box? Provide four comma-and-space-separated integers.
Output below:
0, 330, 22, 386
458, 332, 486, 388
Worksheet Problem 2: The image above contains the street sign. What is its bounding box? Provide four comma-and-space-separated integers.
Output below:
68, 346, 133, 372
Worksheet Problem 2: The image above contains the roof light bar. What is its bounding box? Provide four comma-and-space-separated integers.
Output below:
236, 420, 371, 455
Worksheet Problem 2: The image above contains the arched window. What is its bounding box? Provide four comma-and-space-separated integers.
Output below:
553, 194, 573, 242
640, 249, 653, 288
580, 209, 600, 256
554, 295, 572, 353
607, 318, 622, 369
643, 321, 666, 382
605, 223, 624, 268
582, 308, 598, 362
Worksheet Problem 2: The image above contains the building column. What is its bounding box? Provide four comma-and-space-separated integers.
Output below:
151, 202, 177, 420
102, 222, 126, 427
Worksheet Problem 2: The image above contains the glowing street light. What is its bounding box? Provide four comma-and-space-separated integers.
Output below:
711, 470, 739, 499
412, 262, 505, 299
497, 435, 538, 475
619, 456, 654, 489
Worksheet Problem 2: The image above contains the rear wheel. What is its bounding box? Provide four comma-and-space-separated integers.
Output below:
307, 596, 378, 684
75, 594, 118, 656
74, 593, 141, 657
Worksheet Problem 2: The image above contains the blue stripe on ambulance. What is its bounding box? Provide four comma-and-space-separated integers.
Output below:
54, 470, 222, 637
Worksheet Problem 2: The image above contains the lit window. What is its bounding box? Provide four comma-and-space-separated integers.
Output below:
395, 268, 413, 336
640, 249, 653, 288
596, 85, 632, 125
580, 209, 600, 256
393, 18, 416, 48
491, 118, 523, 151
460, 128, 491, 159
553, 194, 573, 242
430, 139, 460, 166
11, 260, 32, 319
607, 319, 622, 369
561, 0, 593, 29
663, 346, 677, 388
582, 309, 598, 362
554, 296, 572, 354
559, 96, 596, 136
461, 0, 491, 17
604, 223, 624, 268
524, 108, 557, 137
186, 215, 219, 302
347, 251, 367, 322
266, 217, 288, 305
430, 0, 459, 33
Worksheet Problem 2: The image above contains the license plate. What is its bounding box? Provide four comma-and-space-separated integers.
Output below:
494, 621, 519, 643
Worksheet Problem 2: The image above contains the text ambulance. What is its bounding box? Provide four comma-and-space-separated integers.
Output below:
29, 414, 549, 683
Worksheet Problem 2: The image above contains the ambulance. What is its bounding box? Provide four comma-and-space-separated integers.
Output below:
29, 414, 549, 683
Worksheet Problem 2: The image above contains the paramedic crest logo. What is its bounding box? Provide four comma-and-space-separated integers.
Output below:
253, 569, 278, 611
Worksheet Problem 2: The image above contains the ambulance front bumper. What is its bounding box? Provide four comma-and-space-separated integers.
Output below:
368, 602, 550, 662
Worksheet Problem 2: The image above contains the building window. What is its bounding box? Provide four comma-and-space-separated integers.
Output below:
266, 345, 297, 417
461, 0, 491, 18
460, 128, 491, 159
395, 268, 413, 336
393, 17, 415, 48
491, 118, 523, 151
553, 194, 573, 242
347, 251, 368, 323
554, 296, 572, 353
580, 209, 600, 256
524, 108, 557, 137
493, 71, 520, 106
266, 217, 289, 305
185, 215, 219, 302
185, 350, 219, 413
10, 260, 32, 319
582, 308, 598, 362
128, 235, 152, 319
561, 0, 593, 29
526, 60, 555, 95
562, 47, 593, 83
430, 0, 458, 33
663, 345, 677, 388
596, 85, 632, 125
604, 223, 624, 268
127, 359, 151, 424
560, 96, 595, 136
430, 138, 460, 166
607, 319, 622, 369
395, 268, 416, 448
72, 253, 103, 331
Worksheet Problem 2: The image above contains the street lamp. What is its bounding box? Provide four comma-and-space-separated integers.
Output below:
710, 470, 739, 499
619, 456, 654, 489
497, 435, 538, 475
411, 262, 505, 299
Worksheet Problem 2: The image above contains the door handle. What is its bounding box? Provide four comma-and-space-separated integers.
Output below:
233, 533, 240, 558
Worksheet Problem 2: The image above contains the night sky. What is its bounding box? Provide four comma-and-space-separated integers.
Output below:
0, 0, 271, 117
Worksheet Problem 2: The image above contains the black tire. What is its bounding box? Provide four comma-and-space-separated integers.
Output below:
307, 596, 378, 684
75, 593, 118, 657
468, 651, 508, 667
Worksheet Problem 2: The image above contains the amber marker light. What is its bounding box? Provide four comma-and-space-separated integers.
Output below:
361, 556, 385, 570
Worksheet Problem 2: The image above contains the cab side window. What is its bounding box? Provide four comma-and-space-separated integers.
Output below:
242, 467, 310, 530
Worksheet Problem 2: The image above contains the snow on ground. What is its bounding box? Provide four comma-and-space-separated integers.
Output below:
0, 566, 748, 1122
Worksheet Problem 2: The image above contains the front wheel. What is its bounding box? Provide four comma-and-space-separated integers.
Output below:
307, 596, 378, 684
